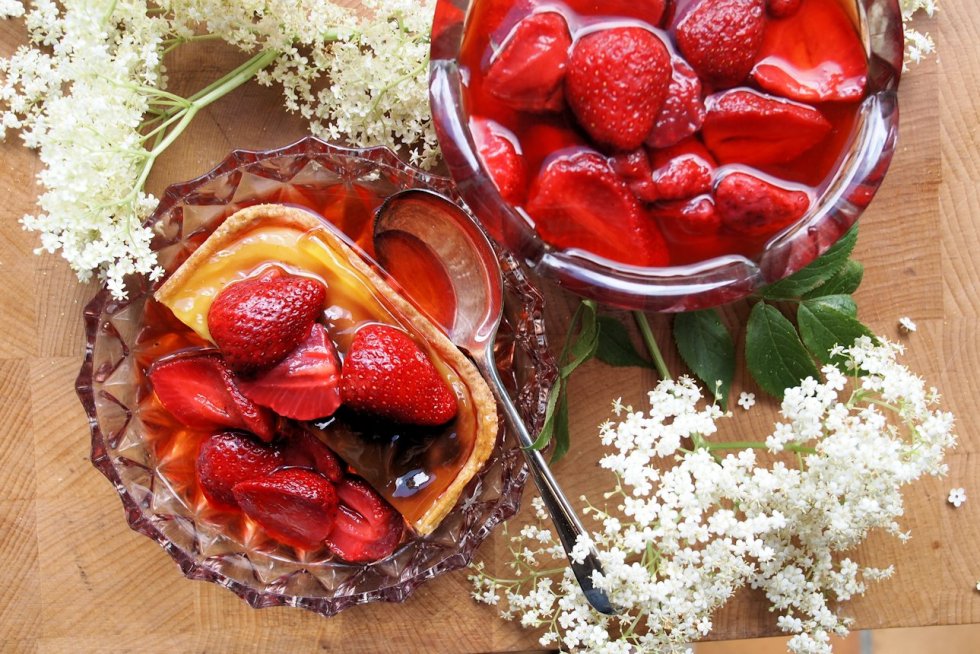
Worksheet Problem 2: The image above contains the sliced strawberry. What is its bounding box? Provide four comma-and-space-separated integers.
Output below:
236, 323, 341, 421
566, 27, 672, 151
609, 149, 658, 203
751, 0, 867, 102
340, 324, 458, 426
675, 0, 766, 88
701, 89, 831, 166
208, 267, 326, 374
471, 117, 525, 203
715, 171, 810, 235
650, 196, 722, 237
325, 477, 403, 564
485, 12, 572, 113
282, 426, 344, 483
233, 468, 339, 550
147, 353, 276, 441
646, 58, 705, 149
196, 431, 284, 509
526, 150, 669, 266
766, 0, 801, 18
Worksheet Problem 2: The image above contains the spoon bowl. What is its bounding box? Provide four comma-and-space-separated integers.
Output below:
374, 189, 617, 616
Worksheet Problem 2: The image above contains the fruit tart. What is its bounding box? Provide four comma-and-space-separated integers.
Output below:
145, 203, 498, 561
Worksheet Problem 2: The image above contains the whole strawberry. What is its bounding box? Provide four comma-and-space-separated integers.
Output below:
675, 0, 766, 88
341, 324, 457, 426
208, 267, 326, 373
566, 27, 671, 151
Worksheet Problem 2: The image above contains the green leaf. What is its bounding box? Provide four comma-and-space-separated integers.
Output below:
532, 301, 600, 461
596, 315, 654, 369
761, 226, 858, 300
803, 259, 864, 298
798, 296, 874, 366
745, 302, 821, 397
673, 309, 735, 407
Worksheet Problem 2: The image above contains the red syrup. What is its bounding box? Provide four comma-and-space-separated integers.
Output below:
459, 0, 868, 266
133, 187, 481, 554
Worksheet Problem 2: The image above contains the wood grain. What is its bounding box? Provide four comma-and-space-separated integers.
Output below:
0, 5, 978, 653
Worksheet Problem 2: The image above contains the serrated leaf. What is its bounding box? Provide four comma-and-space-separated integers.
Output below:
803, 259, 864, 298
745, 302, 821, 397
596, 315, 654, 369
761, 226, 858, 300
798, 296, 874, 366
673, 309, 735, 407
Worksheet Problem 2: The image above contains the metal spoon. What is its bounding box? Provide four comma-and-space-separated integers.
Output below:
373, 189, 616, 616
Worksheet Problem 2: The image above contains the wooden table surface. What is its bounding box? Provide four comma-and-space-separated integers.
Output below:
1, 6, 977, 653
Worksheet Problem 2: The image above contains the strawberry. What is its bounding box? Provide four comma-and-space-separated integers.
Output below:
714, 172, 810, 235
325, 477, 403, 563
485, 12, 572, 113
282, 426, 344, 483
646, 58, 705, 149
236, 323, 342, 421
147, 353, 276, 441
674, 0, 766, 88
341, 324, 458, 426
196, 431, 284, 509
701, 89, 831, 166
233, 468, 339, 550
471, 117, 525, 203
526, 150, 669, 266
609, 149, 658, 203
208, 267, 326, 374
649, 196, 722, 237
650, 140, 716, 202
752, 0, 867, 102
566, 27, 671, 151
766, 0, 801, 18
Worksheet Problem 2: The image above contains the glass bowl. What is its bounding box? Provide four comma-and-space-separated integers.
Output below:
429, 0, 904, 311
75, 136, 557, 616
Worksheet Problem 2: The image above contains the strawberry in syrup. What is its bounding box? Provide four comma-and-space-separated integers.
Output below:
208, 266, 326, 374
674, 0, 766, 88
485, 12, 572, 113
714, 171, 810, 235
566, 27, 672, 151
147, 353, 276, 441
526, 150, 669, 266
237, 323, 342, 421
701, 89, 831, 166
752, 0, 867, 102
196, 431, 284, 509
326, 477, 404, 563
233, 468, 340, 550
341, 324, 458, 426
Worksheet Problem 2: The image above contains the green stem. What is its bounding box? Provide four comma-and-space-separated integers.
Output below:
705, 440, 817, 455
633, 311, 670, 380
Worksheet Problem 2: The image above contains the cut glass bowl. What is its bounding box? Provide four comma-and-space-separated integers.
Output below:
75, 136, 557, 616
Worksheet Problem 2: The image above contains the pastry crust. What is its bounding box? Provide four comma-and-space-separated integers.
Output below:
155, 204, 498, 537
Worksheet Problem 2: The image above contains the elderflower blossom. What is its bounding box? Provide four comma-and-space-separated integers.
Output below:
1, 1, 435, 298
737, 391, 756, 410
471, 337, 955, 654
899, 316, 917, 333
901, 0, 937, 69
947, 488, 966, 508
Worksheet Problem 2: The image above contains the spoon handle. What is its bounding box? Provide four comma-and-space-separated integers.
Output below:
473, 349, 617, 616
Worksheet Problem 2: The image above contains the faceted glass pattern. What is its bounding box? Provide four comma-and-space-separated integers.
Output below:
76, 137, 557, 616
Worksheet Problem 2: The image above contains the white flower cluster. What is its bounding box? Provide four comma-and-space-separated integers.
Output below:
900, 0, 938, 68
1, 0, 435, 298
471, 337, 956, 654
